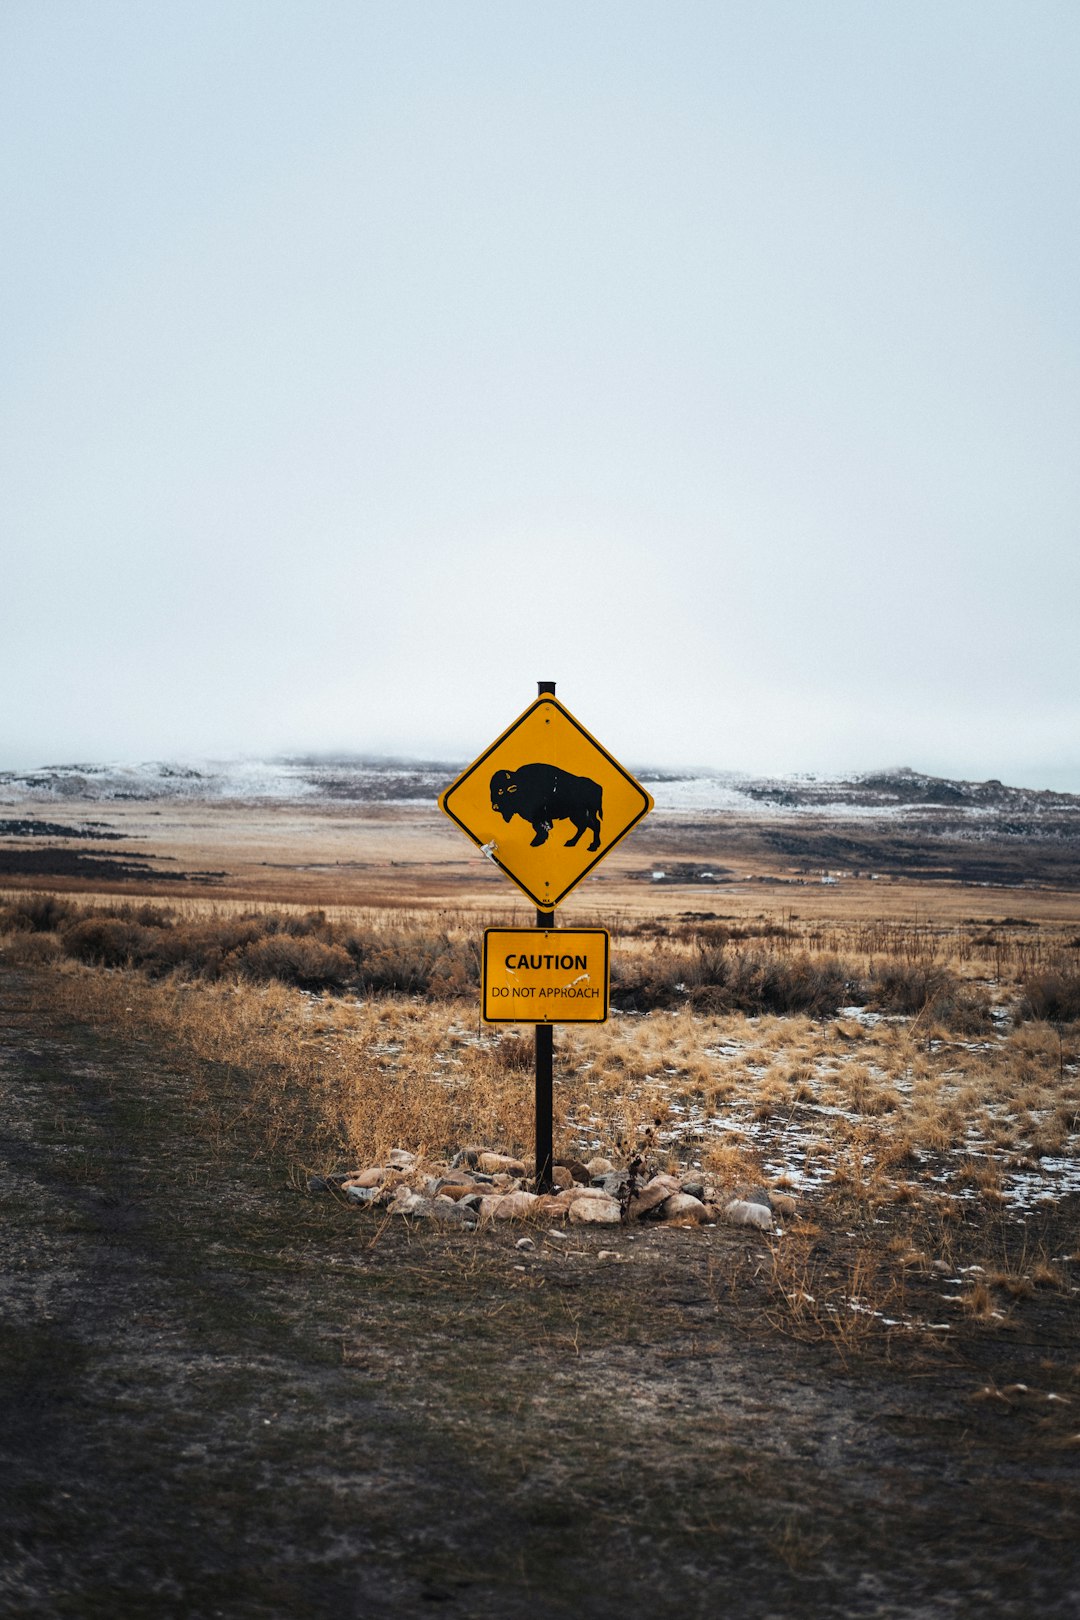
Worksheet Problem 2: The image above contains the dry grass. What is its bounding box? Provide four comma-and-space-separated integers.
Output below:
3, 881, 1078, 1354
37, 960, 541, 1170
765, 1226, 906, 1351
18, 922, 1076, 1211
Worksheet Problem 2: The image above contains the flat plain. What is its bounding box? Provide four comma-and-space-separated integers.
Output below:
1, 786, 1078, 1618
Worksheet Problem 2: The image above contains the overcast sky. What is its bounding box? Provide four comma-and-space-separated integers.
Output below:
3, 2, 1079, 788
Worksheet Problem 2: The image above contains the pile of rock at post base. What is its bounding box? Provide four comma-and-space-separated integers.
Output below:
308, 1148, 791, 1233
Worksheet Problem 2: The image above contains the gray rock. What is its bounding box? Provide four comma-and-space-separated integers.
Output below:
478, 1153, 528, 1177
554, 1158, 592, 1185
392, 1190, 445, 1219
479, 1190, 539, 1220
430, 1198, 477, 1226
725, 1198, 773, 1231
594, 1171, 629, 1197
737, 1184, 773, 1209
568, 1195, 621, 1225
345, 1184, 379, 1203
429, 1178, 494, 1202
679, 1179, 705, 1201
388, 1186, 424, 1213
658, 1192, 707, 1223
625, 1174, 681, 1220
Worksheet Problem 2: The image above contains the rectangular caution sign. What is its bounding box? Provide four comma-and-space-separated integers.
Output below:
482, 928, 610, 1024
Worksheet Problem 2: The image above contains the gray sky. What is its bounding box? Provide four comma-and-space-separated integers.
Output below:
4, 2, 1079, 789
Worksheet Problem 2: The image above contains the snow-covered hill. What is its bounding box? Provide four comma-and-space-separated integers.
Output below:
2, 756, 1077, 829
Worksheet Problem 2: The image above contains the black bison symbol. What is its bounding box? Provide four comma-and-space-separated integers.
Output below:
490, 764, 603, 851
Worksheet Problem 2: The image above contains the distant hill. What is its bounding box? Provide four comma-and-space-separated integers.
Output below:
2, 756, 1078, 833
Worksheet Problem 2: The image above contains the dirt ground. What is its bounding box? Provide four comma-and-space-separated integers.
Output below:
2, 964, 1078, 1620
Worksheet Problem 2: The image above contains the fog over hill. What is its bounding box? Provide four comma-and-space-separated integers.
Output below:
2, 756, 1078, 830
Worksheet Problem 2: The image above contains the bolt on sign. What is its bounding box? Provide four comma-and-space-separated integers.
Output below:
438, 694, 654, 909
482, 928, 609, 1024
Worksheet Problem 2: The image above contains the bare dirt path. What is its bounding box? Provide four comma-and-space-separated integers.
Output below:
1, 966, 1077, 1619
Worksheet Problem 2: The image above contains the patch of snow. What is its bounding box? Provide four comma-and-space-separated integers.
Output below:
5, 755, 1078, 822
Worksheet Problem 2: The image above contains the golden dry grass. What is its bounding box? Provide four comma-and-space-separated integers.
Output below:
2, 794, 1078, 1358
4, 810, 1075, 1354
22, 921, 1077, 1232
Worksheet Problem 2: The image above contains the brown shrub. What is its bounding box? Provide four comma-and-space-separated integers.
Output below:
1018, 970, 1080, 1024
344, 926, 478, 998
610, 947, 689, 1012
688, 948, 851, 1018
44, 900, 488, 1000
612, 942, 852, 1017
148, 923, 247, 978
1, 894, 76, 933
867, 961, 955, 1015
58, 908, 269, 980
867, 961, 992, 1032
62, 917, 154, 967
230, 935, 354, 991
1, 930, 62, 964
493, 1033, 533, 1072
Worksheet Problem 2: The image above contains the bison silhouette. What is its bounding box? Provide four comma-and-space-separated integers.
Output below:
490, 764, 603, 851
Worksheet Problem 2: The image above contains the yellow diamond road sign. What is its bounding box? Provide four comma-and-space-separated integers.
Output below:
438, 695, 654, 909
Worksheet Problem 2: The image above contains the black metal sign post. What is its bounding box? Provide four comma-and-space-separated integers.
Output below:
438, 680, 651, 1197
534, 912, 555, 1193
534, 680, 557, 1194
